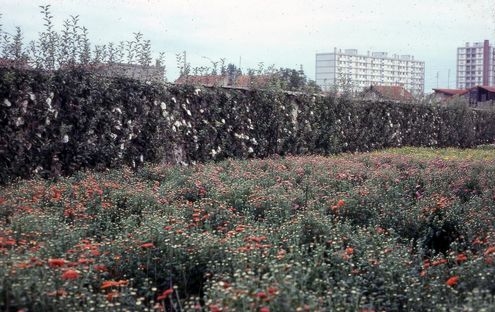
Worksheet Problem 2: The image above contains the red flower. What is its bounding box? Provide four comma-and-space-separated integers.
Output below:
107, 291, 119, 302
157, 288, 174, 301
48, 258, 66, 268
61, 269, 80, 280
101, 280, 128, 289
484, 246, 495, 256
446, 276, 459, 286
260, 307, 270, 312
456, 253, 467, 263
345, 247, 354, 255
52, 188, 62, 201
93, 264, 108, 272
431, 259, 448, 266
256, 291, 267, 299
140, 242, 155, 249
209, 305, 221, 312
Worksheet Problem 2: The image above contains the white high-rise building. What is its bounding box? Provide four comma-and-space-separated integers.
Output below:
456, 40, 495, 89
315, 48, 425, 95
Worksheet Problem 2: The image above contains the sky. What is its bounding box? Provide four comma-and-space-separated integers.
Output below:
0, 0, 494, 93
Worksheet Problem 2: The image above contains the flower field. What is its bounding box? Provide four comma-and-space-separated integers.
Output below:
1, 147, 495, 311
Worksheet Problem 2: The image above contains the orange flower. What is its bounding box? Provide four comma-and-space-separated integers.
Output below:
140, 242, 155, 249
157, 288, 174, 301
0, 238, 16, 248
345, 247, 354, 255
48, 258, 66, 268
446, 276, 459, 286
101, 280, 128, 289
61, 269, 80, 280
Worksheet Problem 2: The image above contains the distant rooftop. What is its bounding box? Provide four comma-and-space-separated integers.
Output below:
317, 48, 419, 61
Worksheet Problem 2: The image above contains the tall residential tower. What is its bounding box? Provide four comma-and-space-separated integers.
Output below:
315, 48, 425, 95
456, 40, 495, 89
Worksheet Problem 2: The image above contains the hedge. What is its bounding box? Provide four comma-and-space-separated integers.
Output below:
1, 67, 495, 183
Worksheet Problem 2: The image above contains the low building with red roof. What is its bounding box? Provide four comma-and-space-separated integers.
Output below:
361, 85, 415, 102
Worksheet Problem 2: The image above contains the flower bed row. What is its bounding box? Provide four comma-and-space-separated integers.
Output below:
1, 148, 495, 311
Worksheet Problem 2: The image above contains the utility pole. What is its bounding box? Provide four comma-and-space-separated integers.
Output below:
447, 69, 450, 89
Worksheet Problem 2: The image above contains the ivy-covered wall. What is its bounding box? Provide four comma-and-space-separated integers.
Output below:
1, 68, 495, 183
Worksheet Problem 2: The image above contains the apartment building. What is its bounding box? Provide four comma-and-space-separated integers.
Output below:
315, 48, 425, 95
456, 40, 495, 89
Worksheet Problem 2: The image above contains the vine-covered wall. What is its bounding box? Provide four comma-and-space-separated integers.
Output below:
1, 68, 495, 183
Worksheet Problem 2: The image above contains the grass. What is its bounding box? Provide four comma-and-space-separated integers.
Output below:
1, 147, 495, 311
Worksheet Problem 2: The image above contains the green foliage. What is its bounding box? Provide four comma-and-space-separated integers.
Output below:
1, 67, 495, 183
0, 5, 165, 73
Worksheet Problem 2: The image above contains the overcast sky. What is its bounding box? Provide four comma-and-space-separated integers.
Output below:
1, 0, 494, 92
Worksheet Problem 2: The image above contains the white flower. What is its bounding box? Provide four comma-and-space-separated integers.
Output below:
3, 99, 11, 107
29, 93, 36, 101
171, 97, 177, 103
15, 117, 24, 127
161, 102, 166, 110
46, 97, 52, 106
200, 109, 204, 113
140, 154, 144, 162
120, 143, 125, 150
248, 147, 254, 153
194, 88, 201, 95
62, 134, 69, 143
